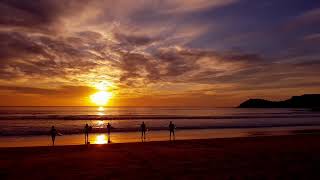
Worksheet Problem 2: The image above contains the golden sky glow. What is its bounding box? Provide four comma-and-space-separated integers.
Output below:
0, 1, 319, 106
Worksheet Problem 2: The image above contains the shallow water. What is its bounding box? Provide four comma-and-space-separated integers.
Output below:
1, 126, 319, 147
1, 106, 320, 136
1, 106, 320, 147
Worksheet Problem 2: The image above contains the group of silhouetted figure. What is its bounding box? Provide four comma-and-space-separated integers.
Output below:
49, 121, 176, 146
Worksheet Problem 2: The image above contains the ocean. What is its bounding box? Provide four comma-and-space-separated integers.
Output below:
1, 106, 320, 147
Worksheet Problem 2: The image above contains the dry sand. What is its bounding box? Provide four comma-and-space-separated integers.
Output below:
1, 134, 320, 179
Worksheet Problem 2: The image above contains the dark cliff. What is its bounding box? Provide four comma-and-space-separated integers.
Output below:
239, 94, 320, 108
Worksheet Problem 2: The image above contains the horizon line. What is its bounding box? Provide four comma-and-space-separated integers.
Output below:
0, 105, 235, 108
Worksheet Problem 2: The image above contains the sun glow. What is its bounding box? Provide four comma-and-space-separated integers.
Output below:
95, 134, 108, 144
93, 81, 113, 91
90, 91, 113, 106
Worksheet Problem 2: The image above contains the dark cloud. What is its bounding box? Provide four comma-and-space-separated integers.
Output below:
77, 31, 104, 41
154, 48, 204, 77
223, 53, 263, 63
0, 31, 104, 80
117, 47, 204, 85
0, 0, 58, 29
116, 44, 320, 94
116, 46, 265, 86
114, 32, 157, 46
0, 85, 94, 96
0, 0, 89, 32
118, 52, 160, 85
0, 31, 50, 61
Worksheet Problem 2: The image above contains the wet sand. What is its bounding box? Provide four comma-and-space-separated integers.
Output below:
1, 134, 320, 179
3, 126, 320, 147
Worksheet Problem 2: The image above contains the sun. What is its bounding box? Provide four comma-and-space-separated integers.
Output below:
90, 91, 112, 106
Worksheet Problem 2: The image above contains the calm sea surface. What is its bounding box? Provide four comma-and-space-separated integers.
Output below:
0, 106, 320, 147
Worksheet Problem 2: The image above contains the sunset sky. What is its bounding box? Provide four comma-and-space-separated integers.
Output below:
0, 0, 319, 106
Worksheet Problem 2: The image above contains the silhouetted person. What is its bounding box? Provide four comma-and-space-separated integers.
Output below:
169, 121, 175, 141
50, 126, 57, 146
107, 122, 112, 143
140, 121, 146, 140
84, 123, 90, 144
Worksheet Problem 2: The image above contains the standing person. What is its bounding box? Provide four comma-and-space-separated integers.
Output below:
169, 121, 176, 141
140, 121, 147, 140
84, 123, 90, 144
50, 126, 57, 146
107, 122, 112, 143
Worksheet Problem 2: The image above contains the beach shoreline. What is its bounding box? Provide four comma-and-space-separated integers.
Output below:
2, 125, 320, 148
1, 134, 320, 179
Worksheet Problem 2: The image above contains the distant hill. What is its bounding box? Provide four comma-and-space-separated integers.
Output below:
239, 94, 320, 108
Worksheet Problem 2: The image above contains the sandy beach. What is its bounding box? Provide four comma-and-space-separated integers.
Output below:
1, 134, 320, 179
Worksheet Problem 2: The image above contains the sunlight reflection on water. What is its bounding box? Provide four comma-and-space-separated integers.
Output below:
96, 120, 105, 126
94, 134, 108, 144
97, 106, 105, 116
